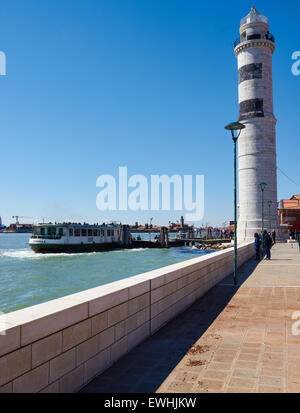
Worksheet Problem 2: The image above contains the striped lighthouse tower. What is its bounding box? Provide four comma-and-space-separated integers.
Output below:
234, 7, 279, 242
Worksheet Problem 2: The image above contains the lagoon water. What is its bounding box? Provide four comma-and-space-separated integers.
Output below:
0, 233, 214, 314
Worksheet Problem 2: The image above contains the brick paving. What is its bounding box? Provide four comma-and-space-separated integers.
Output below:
80, 243, 300, 393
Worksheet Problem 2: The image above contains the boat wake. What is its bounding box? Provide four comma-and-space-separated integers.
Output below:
108, 248, 147, 253
1, 250, 97, 259
1, 247, 149, 260
123, 248, 148, 252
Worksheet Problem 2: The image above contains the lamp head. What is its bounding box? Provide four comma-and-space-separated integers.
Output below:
259, 182, 267, 191
224, 122, 246, 131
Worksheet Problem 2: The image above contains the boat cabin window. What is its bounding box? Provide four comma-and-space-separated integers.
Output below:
58, 228, 64, 236
107, 230, 111, 236
69, 229, 73, 236
74, 229, 80, 237
93, 229, 97, 237
88, 229, 93, 236
101, 229, 104, 237
81, 229, 87, 236
47, 227, 56, 236
40, 227, 45, 236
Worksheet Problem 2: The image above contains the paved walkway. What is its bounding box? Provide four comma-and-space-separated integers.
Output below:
80, 243, 300, 393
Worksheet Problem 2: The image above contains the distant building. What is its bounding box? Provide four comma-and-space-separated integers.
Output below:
0, 216, 5, 230
228, 221, 235, 233
7, 223, 34, 233
129, 217, 194, 233
279, 195, 300, 232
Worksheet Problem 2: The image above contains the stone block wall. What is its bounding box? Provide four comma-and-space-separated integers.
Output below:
0, 242, 254, 393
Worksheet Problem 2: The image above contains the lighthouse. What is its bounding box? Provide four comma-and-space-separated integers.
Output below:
234, 7, 279, 242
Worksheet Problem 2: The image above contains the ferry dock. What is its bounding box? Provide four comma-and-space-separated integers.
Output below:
28, 222, 230, 253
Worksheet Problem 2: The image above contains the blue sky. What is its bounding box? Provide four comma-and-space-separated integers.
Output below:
0, 0, 299, 227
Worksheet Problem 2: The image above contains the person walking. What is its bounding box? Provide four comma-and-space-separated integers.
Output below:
263, 230, 272, 260
254, 233, 261, 260
272, 230, 276, 245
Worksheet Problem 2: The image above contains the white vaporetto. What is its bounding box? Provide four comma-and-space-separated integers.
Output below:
234, 7, 279, 242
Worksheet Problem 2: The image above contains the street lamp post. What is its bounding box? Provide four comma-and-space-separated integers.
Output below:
259, 182, 267, 253
149, 218, 153, 241
267, 200, 272, 232
225, 121, 246, 286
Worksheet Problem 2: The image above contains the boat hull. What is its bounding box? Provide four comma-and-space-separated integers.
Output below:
29, 242, 120, 254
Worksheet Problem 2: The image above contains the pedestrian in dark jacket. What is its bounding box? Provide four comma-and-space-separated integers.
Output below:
263, 230, 272, 260
272, 230, 276, 244
254, 233, 260, 260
